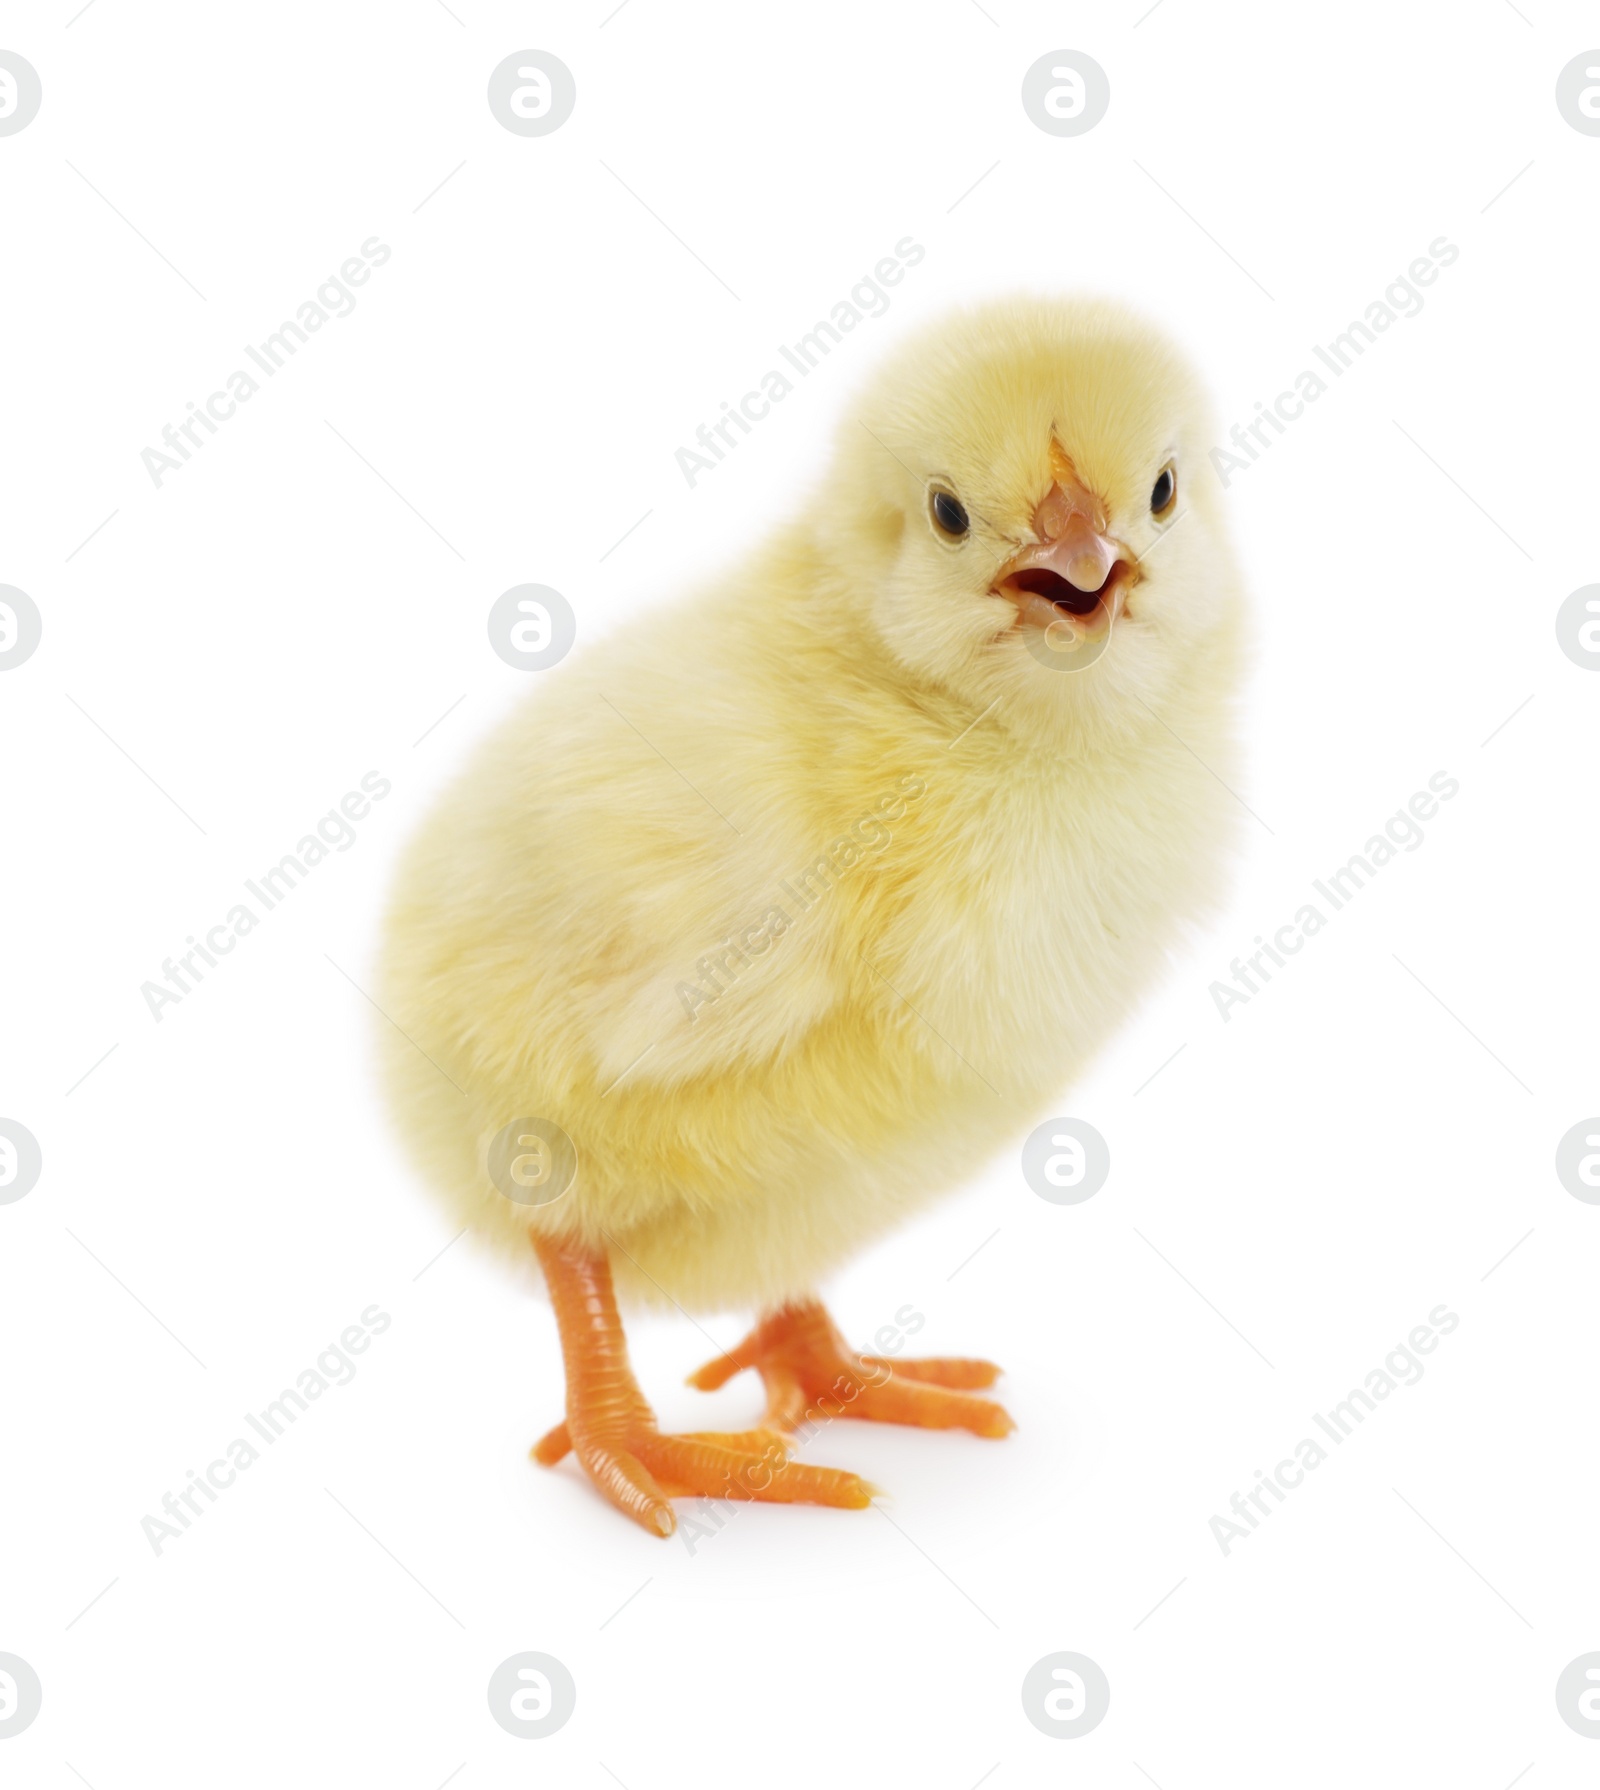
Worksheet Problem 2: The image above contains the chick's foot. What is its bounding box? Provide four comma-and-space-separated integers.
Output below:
688, 1297, 1014, 1439
530, 1234, 875, 1538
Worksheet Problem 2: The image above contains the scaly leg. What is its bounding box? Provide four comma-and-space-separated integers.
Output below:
688, 1296, 1014, 1438
529, 1234, 875, 1537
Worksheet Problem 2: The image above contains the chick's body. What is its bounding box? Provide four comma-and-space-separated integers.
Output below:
379, 299, 1245, 1322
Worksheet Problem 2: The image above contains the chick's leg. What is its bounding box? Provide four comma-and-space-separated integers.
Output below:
688, 1297, 1014, 1439
529, 1233, 875, 1537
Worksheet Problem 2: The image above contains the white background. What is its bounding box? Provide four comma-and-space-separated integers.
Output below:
3, 2, 1598, 1784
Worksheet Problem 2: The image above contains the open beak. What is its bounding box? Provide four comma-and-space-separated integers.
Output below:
994, 449, 1133, 638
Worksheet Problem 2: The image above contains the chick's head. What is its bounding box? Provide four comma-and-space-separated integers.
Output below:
815, 296, 1243, 747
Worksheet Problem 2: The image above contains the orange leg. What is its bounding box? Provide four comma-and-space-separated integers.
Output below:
529, 1233, 875, 1538
688, 1297, 1014, 1439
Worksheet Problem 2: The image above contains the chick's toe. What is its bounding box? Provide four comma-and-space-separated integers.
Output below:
690, 1298, 1014, 1439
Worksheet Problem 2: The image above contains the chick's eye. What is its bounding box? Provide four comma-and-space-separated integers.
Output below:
1150, 464, 1177, 517
931, 490, 969, 539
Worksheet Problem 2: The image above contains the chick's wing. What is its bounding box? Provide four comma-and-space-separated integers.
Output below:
437, 622, 855, 1097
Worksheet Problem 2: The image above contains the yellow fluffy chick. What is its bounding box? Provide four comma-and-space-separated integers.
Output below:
377, 296, 1247, 1536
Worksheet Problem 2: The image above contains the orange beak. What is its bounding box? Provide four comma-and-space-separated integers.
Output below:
994, 442, 1133, 635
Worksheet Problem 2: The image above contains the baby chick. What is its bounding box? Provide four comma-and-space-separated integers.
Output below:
378, 297, 1247, 1536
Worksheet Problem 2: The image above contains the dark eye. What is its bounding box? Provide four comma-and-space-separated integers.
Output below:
1150, 464, 1177, 517
931, 490, 969, 539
